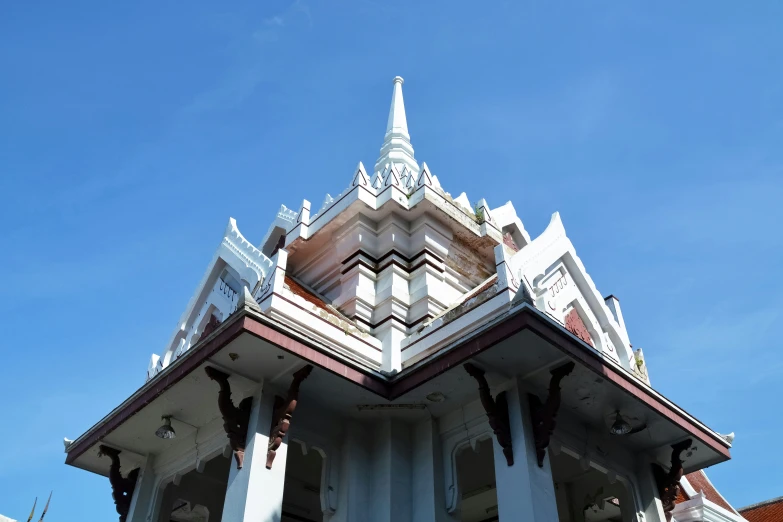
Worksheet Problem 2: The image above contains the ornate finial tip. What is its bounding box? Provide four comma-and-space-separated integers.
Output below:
393, 76, 404, 85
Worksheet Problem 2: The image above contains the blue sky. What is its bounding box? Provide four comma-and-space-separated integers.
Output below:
1, 1, 781, 519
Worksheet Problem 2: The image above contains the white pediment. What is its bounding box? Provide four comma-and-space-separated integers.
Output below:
505, 213, 635, 372
149, 219, 275, 379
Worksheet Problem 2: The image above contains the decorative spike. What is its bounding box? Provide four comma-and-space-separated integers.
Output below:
352, 161, 370, 187
416, 163, 433, 188
371, 171, 383, 190
431, 174, 442, 189
27, 497, 37, 522
238, 286, 261, 313
454, 192, 472, 213
37, 491, 52, 522
399, 165, 410, 186
383, 163, 401, 188
403, 168, 415, 190
319, 194, 334, 213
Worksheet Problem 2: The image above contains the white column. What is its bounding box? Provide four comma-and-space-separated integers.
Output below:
332, 421, 370, 522
220, 383, 288, 522
377, 322, 407, 372
126, 455, 157, 522
411, 417, 458, 522
494, 376, 560, 521
635, 458, 667, 522
154, 483, 175, 522
367, 419, 412, 522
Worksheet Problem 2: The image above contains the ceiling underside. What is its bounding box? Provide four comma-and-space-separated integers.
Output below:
66, 309, 729, 477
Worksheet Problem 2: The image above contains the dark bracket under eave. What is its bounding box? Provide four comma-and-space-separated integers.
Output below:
528, 361, 576, 468
653, 439, 692, 522
98, 445, 140, 522
464, 363, 514, 466
267, 365, 313, 469
204, 366, 253, 469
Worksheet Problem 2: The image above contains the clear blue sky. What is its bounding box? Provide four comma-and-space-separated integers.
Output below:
1, 1, 781, 520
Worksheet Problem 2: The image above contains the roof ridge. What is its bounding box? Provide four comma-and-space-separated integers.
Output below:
739, 495, 783, 512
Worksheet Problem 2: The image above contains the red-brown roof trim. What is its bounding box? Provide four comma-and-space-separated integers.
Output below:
65, 304, 731, 466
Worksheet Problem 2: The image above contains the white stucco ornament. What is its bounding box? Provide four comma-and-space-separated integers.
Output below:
144, 75, 642, 382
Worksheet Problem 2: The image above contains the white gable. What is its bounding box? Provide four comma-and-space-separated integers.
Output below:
504, 212, 636, 372
143, 77, 647, 385
146, 218, 274, 381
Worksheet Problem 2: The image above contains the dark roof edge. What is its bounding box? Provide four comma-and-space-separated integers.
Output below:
739, 495, 783, 512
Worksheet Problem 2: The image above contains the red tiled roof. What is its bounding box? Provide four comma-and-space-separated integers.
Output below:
740, 496, 783, 522
683, 471, 737, 514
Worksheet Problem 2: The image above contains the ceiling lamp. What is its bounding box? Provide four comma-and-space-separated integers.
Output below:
426, 392, 446, 403
155, 416, 176, 439
609, 411, 632, 436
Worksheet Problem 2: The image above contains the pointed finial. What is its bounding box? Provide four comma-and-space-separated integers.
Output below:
351, 161, 370, 187
387, 77, 409, 137
239, 286, 261, 312
38, 491, 52, 522
375, 76, 419, 177
27, 497, 37, 522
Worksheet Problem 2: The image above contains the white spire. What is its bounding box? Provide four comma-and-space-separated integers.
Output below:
386, 76, 409, 136
375, 76, 419, 177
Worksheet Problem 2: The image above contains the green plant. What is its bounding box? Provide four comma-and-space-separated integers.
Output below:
635, 354, 644, 369
474, 203, 485, 224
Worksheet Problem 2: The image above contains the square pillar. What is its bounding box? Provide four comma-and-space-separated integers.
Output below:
331, 421, 370, 522
221, 384, 288, 522
126, 455, 157, 522
635, 458, 667, 522
412, 417, 458, 522
494, 376, 560, 521
368, 419, 412, 522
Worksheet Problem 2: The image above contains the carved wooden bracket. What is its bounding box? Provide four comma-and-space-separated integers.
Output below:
652, 439, 692, 521
528, 361, 576, 467
204, 366, 253, 469
267, 365, 313, 469
463, 363, 514, 466
98, 445, 140, 522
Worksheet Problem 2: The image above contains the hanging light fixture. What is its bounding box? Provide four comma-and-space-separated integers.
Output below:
155, 416, 176, 439
609, 411, 632, 436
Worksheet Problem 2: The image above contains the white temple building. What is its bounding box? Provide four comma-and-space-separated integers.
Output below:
64, 77, 748, 522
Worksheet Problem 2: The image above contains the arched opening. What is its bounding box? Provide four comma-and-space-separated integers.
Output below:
156, 455, 230, 522
455, 437, 498, 522
550, 451, 636, 522
281, 442, 325, 522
